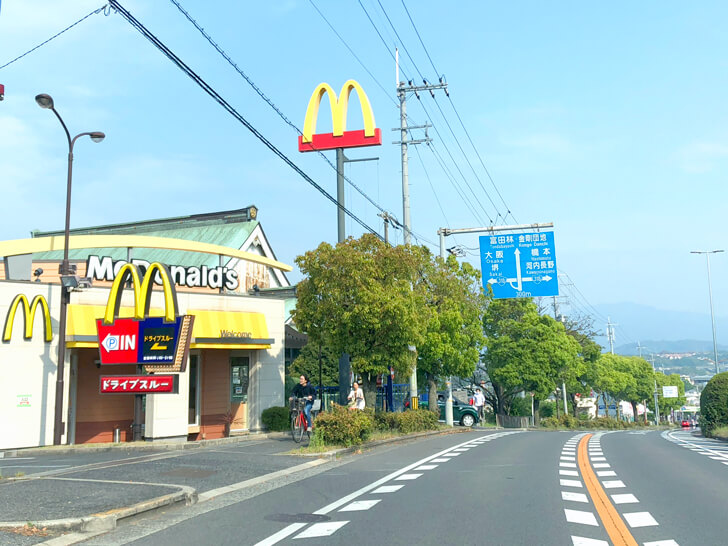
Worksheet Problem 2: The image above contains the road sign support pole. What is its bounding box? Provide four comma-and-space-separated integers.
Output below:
439, 229, 454, 426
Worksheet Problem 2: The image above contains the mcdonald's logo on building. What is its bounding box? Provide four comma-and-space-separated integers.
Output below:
96, 262, 194, 372
2, 294, 52, 342
298, 79, 382, 152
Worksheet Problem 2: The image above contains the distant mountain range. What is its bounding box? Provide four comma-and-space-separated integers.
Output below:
581, 302, 728, 354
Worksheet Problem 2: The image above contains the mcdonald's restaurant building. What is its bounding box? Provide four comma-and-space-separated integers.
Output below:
0, 207, 293, 450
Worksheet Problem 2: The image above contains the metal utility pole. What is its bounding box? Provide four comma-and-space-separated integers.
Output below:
396, 49, 447, 409
378, 211, 398, 245
439, 229, 454, 426
691, 250, 724, 375
552, 296, 568, 415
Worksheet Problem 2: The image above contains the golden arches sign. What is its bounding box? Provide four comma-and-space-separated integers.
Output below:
298, 79, 382, 152
3, 294, 52, 342
103, 262, 178, 325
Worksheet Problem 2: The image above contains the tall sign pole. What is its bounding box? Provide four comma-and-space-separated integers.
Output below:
299, 80, 382, 405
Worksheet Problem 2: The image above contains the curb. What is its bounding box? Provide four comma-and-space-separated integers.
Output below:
0, 426, 489, 540
0, 484, 195, 534
0, 432, 276, 458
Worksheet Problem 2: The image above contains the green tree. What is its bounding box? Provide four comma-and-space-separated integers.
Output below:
290, 342, 340, 387
561, 316, 601, 417
700, 372, 728, 436
482, 299, 580, 421
417, 255, 487, 410
652, 372, 687, 417
293, 235, 431, 409
589, 354, 633, 419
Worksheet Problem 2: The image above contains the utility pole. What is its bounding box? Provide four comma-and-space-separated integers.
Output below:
552, 295, 568, 415
378, 211, 399, 245
439, 229, 454, 426
649, 353, 660, 425
396, 48, 447, 408
606, 317, 616, 355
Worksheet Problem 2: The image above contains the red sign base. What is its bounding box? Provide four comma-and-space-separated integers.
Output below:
298, 128, 382, 152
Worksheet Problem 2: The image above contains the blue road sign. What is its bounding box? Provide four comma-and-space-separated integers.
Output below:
479, 231, 559, 299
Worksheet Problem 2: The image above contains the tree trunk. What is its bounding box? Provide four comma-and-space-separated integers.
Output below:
533, 398, 541, 426
427, 375, 439, 415
360, 374, 378, 411
631, 401, 639, 423
555, 391, 560, 418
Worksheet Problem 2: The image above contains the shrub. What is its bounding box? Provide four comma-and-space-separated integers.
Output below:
396, 409, 439, 434
374, 411, 399, 431
314, 404, 374, 446
261, 406, 290, 432
700, 372, 728, 436
539, 401, 556, 419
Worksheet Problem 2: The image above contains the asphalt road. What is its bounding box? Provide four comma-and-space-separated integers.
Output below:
8, 428, 728, 545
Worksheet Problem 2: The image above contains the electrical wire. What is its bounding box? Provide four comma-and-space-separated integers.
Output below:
168, 0, 395, 222
109, 0, 383, 240
0, 4, 109, 70
357, 0, 410, 83
375, 0, 424, 81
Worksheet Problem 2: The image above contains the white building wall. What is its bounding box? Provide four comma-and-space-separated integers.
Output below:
0, 282, 62, 450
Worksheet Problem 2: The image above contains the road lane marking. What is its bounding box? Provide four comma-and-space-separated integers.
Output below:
395, 473, 422, 480
339, 500, 381, 512
577, 434, 638, 546
372, 485, 404, 493
293, 521, 349, 538
561, 456, 576, 461
592, 463, 610, 468
564, 509, 599, 526
430, 458, 450, 463
622, 512, 659, 528
596, 470, 617, 477
591, 457, 606, 461
560, 469, 579, 476
560, 462, 577, 468
602, 480, 625, 488
414, 464, 438, 470
611, 494, 639, 504
560, 479, 583, 488
256, 524, 307, 546
562, 491, 589, 503
572, 537, 609, 545
643, 541, 679, 546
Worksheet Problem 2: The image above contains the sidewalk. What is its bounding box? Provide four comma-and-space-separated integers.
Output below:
0, 428, 468, 545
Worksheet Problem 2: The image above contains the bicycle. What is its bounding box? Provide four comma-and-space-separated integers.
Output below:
290, 397, 309, 443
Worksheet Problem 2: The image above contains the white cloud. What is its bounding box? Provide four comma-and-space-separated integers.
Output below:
677, 141, 728, 173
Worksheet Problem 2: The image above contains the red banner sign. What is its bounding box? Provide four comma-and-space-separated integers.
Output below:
99, 375, 178, 394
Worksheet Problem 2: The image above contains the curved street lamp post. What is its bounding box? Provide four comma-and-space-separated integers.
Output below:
36, 93, 105, 445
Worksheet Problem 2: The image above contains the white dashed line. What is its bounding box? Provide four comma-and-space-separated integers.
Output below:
564, 509, 599, 526
560, 462, 577, 468
560, 469, 579, 476
622, 511, 659, 528
414, 464, 438, 470
562, 491, 589, 503
643, 540, 680, 546
339, 500, 381, 512
602, 480, 625, 488
430, 458, 450, 463
560, 479, 583, 488
395, 473, 422, 481
572, 537, 609, 546
596, 470, 616, 477
611, 493, 639, 504
293, 521, 349, 539
372, 485, 403, 494
592, 463, 610, 468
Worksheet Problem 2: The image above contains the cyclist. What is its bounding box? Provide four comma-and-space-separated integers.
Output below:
290, 374, 316, 431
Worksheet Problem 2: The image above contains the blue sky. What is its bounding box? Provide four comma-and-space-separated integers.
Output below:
1, 1, 727, 344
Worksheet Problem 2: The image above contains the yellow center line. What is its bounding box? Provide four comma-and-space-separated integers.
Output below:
577, 434, 637, 546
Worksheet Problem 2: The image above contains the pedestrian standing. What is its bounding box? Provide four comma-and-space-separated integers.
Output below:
473, 388, 485, 423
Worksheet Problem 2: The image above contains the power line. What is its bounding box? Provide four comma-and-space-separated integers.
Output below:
168, 0, 394, 222
0, 4, 109, 71
307, 0, 398, 109
399, 1, 516, 223
109, 0, 383, 240
375, 0, 424, 80
357, 0, 410, 82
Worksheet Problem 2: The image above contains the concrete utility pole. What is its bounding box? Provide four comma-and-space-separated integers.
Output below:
552, 296, 568, 416
396, 49, 447, 409
606, 317, 616, 355
649, 353, 660, 425
439, 229, 454, 426
691, 250, 723, 375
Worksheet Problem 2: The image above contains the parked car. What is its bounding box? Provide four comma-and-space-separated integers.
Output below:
405, 392, 480, 427
681, 420, 690, 427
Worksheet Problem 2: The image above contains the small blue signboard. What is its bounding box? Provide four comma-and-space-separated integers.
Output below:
479, 231, 559, 299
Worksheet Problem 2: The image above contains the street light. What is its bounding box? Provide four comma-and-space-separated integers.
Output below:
691, 250, 724, 376
36, 93, 105, 445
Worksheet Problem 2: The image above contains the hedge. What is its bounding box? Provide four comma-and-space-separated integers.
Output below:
374, 409, 439, 434
700, 372, 728, 436
313, 405, 374, 446
261, 406, 290, 432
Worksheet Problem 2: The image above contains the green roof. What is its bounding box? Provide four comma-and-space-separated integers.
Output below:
32, 207, 259, 267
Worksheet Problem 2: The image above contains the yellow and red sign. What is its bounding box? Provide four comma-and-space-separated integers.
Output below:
3, 294, 52, 342
298, 79, 381, 152
96, 262, 193, 373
